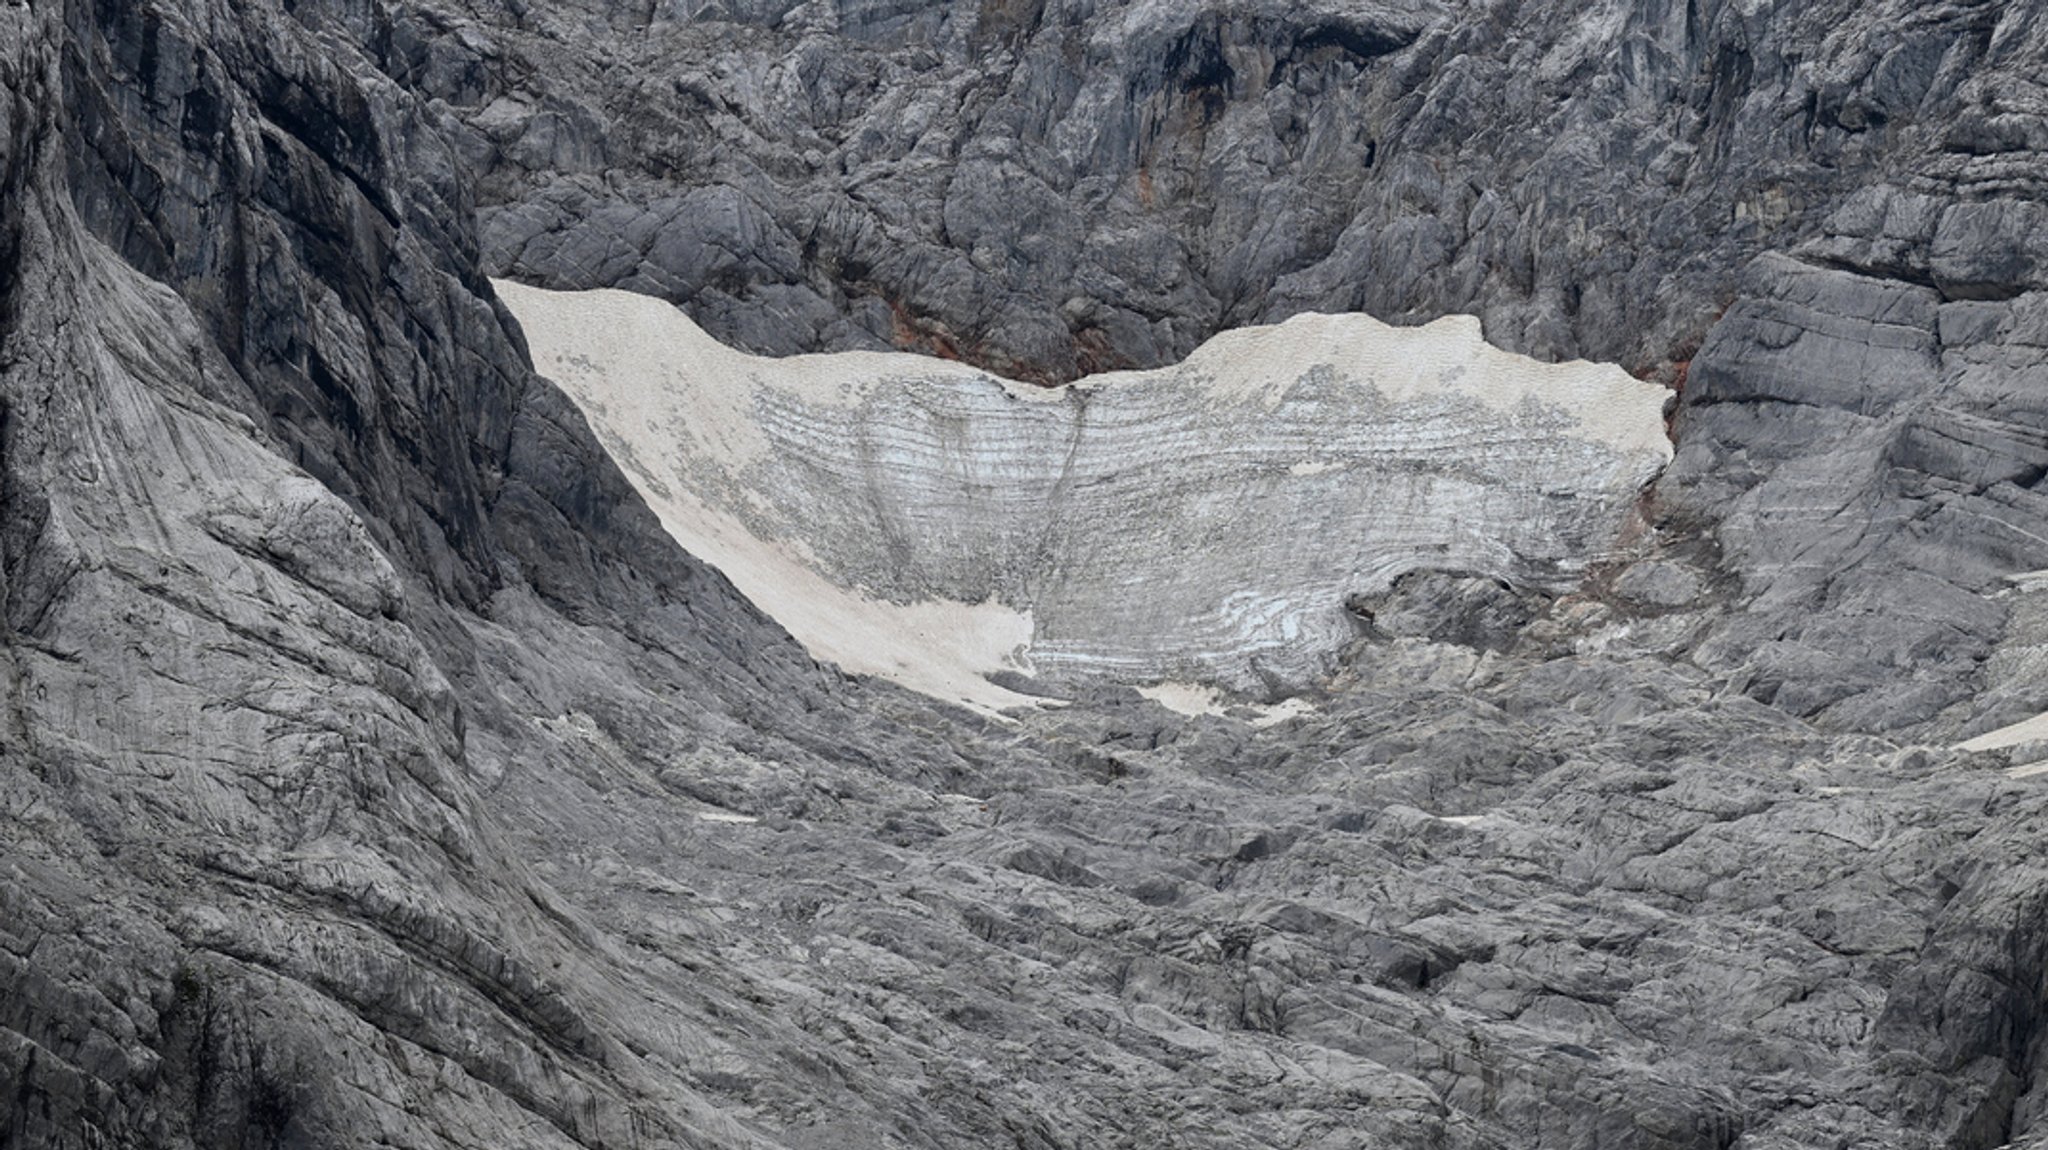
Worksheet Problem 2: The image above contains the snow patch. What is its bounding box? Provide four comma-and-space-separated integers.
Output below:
1137, 681, 1318, 727
1958, 712, 2048, 754
498, 279, 1669, 717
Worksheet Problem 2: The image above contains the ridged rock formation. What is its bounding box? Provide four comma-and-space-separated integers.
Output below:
504, 281, 1670, 710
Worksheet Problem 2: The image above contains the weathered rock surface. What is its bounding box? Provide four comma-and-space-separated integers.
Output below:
10, 1, 2048, 1150
380, 0, 2048, 727
1665, 233, 2048, 733
504, 279, 1669, 708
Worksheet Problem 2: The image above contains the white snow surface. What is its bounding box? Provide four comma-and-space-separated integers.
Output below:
1959, 712, 2048, 754
499, 280, 1671, 717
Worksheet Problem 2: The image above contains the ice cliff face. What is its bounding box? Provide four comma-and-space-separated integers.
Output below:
13, 2, 2048, 1150
503, 280, 1670, 710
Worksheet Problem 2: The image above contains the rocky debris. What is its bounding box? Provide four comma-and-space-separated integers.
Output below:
10, 1, 2048, 1149
494, 642, 2048, 1150
1611, 562, 1706, 611
1349, 571, 1557, 653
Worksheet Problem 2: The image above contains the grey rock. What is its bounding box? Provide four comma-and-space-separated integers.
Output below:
404, 0, 2048, 732
1612, 561, 1706, 610
1663, 244, 2048, 732
1350, 571, 1554, 654
10, 1, 2048, 1150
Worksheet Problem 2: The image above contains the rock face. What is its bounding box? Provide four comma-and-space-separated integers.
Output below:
405, 0, 2048, 732
1665, 227, 2048, 734
11, 1, 2048, 1150
503, 280, 1670, 708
